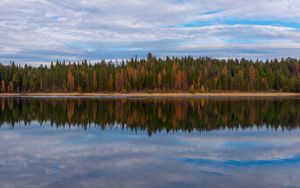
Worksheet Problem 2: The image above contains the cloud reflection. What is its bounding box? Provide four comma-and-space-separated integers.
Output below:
0, 122, 300, 187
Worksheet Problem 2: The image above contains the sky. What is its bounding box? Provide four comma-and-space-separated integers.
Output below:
1, 0, 300, 65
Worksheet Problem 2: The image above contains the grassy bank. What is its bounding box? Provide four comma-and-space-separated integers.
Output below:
0, 92, 299, 97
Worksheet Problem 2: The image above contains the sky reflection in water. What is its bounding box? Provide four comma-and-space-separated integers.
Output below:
0, 98, 300, 188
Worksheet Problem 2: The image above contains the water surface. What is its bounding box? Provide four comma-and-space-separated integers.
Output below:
0, 97, 300, 188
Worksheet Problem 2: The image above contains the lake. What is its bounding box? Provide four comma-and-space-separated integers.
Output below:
0, 97, 300, 188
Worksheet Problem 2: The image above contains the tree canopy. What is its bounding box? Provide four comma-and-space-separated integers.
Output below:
1, 54, 300, 93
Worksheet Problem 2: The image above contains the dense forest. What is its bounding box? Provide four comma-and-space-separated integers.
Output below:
1, 98, 300, 135
1, 53, 300, 92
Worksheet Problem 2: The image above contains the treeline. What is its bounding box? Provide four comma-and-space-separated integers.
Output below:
1, 98, 300, 135
1, 54, 300, 92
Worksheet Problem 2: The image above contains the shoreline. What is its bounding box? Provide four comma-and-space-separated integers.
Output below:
0, 92, 299, 98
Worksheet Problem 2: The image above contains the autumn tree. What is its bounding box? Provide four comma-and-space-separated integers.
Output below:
175, 71, 188, 90
115, 69, 125, 92
1, 80, 6, 93
220, 65, 229, 89
7, 81, 13, 93
67, 69, 75, 91
248, 65, 256, 90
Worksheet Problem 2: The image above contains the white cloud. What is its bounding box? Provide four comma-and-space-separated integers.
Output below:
0, 0, 300, 64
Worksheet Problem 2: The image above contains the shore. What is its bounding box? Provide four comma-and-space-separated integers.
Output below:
0, 92, 299, 98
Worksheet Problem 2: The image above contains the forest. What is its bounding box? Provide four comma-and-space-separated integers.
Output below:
0, 53, 300, 93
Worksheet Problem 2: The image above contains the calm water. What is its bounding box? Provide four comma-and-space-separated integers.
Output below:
0, 97, 300, 188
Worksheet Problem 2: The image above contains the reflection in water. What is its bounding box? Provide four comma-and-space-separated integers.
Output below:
0, 97, 300, 134
0, 97, 300, 188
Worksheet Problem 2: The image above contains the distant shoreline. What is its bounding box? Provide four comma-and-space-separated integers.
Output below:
0, 92, 299, 98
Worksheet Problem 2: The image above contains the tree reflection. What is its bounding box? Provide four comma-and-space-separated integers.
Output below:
0, 97, 299, 136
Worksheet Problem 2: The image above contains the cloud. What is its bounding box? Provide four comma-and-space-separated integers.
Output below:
0, 0, 300, 64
